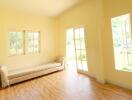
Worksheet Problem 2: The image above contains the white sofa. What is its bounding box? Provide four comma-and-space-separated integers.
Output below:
0, 57, 65, 88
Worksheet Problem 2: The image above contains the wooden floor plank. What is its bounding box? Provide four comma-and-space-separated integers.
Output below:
0, 69, 132, 100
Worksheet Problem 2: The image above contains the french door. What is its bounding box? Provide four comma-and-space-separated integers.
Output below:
74, 27, 88, 72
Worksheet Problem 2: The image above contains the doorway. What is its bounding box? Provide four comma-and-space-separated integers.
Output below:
66, 27, 88, 72
66, 28, 76, 70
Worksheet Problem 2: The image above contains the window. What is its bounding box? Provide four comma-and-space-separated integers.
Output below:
111, 14, 132, 72
26, 32, 40, 53
74, 27, 88, 71
9, 32, 24, 56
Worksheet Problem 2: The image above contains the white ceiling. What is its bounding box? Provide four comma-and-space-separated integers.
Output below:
0, 0, 82, 17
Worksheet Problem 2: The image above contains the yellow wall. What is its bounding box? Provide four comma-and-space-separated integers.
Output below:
103, 0, 132, 89
56, 0, 105, 82
0, 9, 57, 70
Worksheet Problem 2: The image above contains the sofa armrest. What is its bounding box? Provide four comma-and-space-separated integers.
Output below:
55, 57, 65, 68
0, 65, 9, 88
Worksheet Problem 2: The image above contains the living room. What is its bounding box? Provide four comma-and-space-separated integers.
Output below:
0, 0, 132, 100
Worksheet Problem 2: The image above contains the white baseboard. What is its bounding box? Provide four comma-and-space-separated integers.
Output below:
96, 78, 106, 84
106, 80, 132, 90
77, 71, 132, 90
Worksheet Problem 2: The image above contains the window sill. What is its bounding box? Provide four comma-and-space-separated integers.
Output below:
116, 69, 132, 73
8, 53, 25, 57
26, 51, 40, 55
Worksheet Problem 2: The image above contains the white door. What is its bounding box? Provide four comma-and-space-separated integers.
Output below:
66, 27, 88, 72
74, 27, 88, 72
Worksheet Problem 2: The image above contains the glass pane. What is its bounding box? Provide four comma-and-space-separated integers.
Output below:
27, 40, 34, 53
17, 32, 23, 54
75, 29, 80, 39
10, 45, 17, 55
77, 61, 82, 70
34, 40, 39, 52
76, 50, 81, 60
27, 32, 34, 53
80, 28, 85, 38
34, 32, 39, 40
82, 61, 88, 71
66, 29, 74, 40
34, 40, 39, 46
27, 32, 33, 40
75, 39, 81, 49
9, 32, 17, 55
81, 50, 87, 61
17, 32, 23, 40
17, 39, 23, 54
76, 50, 82, 70
81, 39, 86, 49
10, 32, 17, 45
10, 32, 17, 47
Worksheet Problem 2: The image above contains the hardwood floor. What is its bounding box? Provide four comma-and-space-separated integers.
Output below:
0, 69, 132, 100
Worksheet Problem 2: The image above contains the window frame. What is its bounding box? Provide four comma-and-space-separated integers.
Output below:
25, 31, 41, 54
111, 13, 132, 72
73, 27, 88, 72
9, 31, 24, 56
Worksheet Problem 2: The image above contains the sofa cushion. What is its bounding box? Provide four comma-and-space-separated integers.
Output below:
8, 62, 61, 79
44, 62, 61, 69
